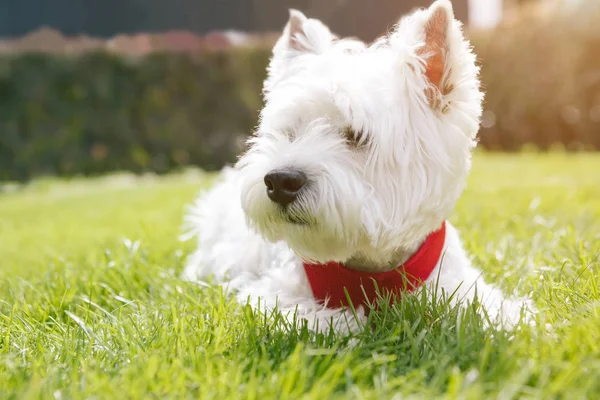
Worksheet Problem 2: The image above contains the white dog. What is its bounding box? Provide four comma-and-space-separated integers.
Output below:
181, 0, 535, 333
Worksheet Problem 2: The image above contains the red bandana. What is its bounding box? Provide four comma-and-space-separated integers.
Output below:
303, 222, 446, 311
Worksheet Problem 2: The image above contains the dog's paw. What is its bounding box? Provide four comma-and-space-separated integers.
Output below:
494, 296, 537, 330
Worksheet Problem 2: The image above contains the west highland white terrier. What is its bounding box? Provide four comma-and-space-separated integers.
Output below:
182, 0, 535, 333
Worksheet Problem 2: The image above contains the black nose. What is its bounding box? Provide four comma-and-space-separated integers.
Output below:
264, 169, 307, 206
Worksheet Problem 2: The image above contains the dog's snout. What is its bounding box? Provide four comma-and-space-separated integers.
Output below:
264, 169, 307, 206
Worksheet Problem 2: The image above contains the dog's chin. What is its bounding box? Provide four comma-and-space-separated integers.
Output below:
285, 238, 355, 264
246, 214, 353, 263
243, 192, 363, 262
281, 213, 310, 226
277, 223, 357, 264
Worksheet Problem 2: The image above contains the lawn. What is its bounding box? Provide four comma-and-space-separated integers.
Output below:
1, 153, 599, 399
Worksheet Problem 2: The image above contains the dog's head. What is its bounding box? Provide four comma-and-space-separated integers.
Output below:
238, 0, 483, 268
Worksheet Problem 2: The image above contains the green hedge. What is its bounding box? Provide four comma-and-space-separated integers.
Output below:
472, 11, 600, 152
0, 49, 270, 182
2, 15, 600, 182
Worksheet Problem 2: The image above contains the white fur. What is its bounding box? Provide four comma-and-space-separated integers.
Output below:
181, 1, 535, 334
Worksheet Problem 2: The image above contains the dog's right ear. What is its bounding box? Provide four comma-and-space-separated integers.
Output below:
281, 9, 310, 52
264, 10, 334, 93
273, 9, 334, 56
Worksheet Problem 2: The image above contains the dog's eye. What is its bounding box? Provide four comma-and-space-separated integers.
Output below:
342, 127, 364, 147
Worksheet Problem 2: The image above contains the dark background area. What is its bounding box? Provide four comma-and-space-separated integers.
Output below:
0, 0, 468, 42
1, 0, 598, 183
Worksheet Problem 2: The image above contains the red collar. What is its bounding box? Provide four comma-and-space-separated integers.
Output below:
303, 221, 446, 311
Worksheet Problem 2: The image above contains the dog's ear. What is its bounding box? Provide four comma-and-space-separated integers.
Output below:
282, 9, 310, 52
418, 1, 452, 94
263, 10, 335, 93
274, 9, 334, 56
390, 0, 469, 110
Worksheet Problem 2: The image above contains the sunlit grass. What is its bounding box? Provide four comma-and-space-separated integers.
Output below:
1, 153, 599, 398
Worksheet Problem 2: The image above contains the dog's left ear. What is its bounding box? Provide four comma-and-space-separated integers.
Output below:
418, 1, 452, 94
391, 0, 470, 109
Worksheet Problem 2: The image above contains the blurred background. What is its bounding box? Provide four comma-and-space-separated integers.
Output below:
0, 0, 598, 182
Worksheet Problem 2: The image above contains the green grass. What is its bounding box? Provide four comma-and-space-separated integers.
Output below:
1, 153, 599, 399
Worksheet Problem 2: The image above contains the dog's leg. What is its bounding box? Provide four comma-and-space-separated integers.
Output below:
181, 168, 277, 286
429, 222, 536, 328
233, 263, 367, 335
181, 168, 366, 334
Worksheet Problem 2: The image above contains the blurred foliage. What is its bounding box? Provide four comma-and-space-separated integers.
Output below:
0, 49, 270, 182
1, 2, 599, 181
471, 0, 600, 151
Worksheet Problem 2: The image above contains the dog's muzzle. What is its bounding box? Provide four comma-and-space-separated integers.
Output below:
264, 169, 307, 207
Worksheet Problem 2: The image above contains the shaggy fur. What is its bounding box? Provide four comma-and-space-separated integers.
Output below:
181, 0, 535, 333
